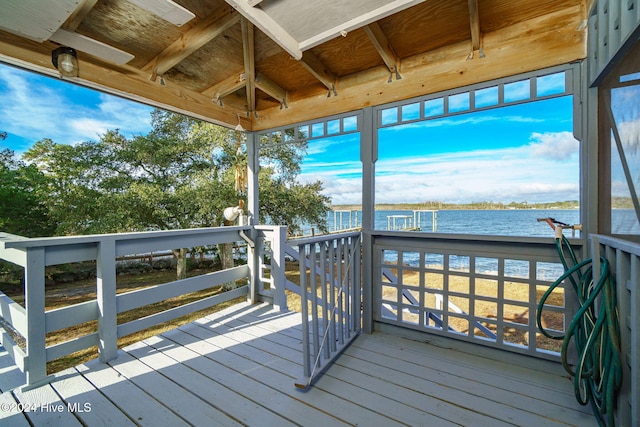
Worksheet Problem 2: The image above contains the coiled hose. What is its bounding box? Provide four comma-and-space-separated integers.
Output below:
536, 222, 623, 427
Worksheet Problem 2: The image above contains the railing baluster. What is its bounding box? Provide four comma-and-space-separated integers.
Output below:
310, 244, 320, 359
319, 242, 329, 359
298, 243, 311, 378
328, 240, 336, 352
337, 237, 344, 344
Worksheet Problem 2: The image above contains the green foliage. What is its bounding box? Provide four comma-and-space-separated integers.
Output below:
18, 109, 331, 238
0, 148, 54, 237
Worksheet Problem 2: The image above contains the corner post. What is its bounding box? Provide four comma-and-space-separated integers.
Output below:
97, 238, 117, 362
24, 247, 48, 388
361, 106, 376, 333
246, 130, 260, 304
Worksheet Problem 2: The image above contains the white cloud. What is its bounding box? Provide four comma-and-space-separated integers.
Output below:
527, 131, 578, 161
315, 140, 580, 205
0, 65, 152, 151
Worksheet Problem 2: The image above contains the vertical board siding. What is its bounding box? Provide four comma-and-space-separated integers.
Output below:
593, 235, 640, 427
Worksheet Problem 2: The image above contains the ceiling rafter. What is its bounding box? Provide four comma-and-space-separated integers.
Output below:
203, 71, 246, 104
63, 0, 99, 31
241, 17, 256, 115
364, 22, 401, 81
255, 72, 287, 107
467, 0, 484, 59
300, 51, 337, 95
144, 9, 240, 80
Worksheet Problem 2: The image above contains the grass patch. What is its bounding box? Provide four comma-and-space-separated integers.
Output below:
1, 265, 247, 374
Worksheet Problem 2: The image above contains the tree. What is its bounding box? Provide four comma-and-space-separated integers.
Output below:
23, 109, 332, 278
0, 149, 53, 237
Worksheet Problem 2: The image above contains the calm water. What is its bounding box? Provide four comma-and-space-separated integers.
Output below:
329, 209, 582, 237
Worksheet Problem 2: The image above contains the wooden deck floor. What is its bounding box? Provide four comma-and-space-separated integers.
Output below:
1, 301, 597, 426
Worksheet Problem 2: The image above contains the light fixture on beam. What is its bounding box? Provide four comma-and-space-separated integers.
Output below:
52, 47, 79, 77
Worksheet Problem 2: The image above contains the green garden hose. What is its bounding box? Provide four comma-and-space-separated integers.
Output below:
536, 220, 623, 427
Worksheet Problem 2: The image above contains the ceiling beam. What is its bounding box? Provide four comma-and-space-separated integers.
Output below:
364, 22, 400, 80
63, 0, 99, 31
300, 51, 337, 94
224, 0, 302, 59
467, 0, 484, 58
247, 0, 264, 6
255, 6, 586, 130
144, 10, 240, 78
255, 72, 287, 106
203, 71, 247, 104
241, 18, 256, 115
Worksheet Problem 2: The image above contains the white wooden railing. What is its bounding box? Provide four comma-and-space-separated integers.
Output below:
591, 235, 639, 427
0, 226, 264, 389
285, 231, 362, 389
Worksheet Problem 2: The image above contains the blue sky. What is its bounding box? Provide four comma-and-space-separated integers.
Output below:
0, 63, 153, 154
300, 96, 579, 205
1, 62, 580, 206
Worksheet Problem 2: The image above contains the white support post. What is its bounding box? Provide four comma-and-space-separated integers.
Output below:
97, 238, 118, 362
23, 247, 48, 389
271, 226, 288, 311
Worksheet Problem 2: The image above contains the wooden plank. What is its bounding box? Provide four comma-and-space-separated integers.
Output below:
76, 357, 191, 426
468, 0, 481, 51
324, 361, 507, 427
364, 22, 399, 74
0, 346, 25, 393
300, 51, 337, 92
255, 72, 287, 104
45, 333, 99, 362
347, 334, 596, 424
49, 368, 137, 427
211, 308, 597, 426
144, 11, 241, 76
241, 18, 257, 114
194, 311, 563, 426
165, 323, 406, 426
12, 385, 83, 426
159, 328, 393, 426
24, 247, 47, 387
116, 285, 248, 337
254, 5, 586, 130
184, 320, 459, 426
45, 300, 97, 333
224, 0, 302, 59
202, 71, 247, 103
105, 350, 242, 427
0, 292, 26, 337
97, 239, 117, 362
0, 391, 30, 427
63, 0, 99, 32
123, 339, 300, 426
116, 267, 248, 312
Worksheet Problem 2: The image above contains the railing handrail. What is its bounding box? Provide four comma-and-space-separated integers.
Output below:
0, 225, 257, 390
287, 230, 361, 246
0, 226, 251, 249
